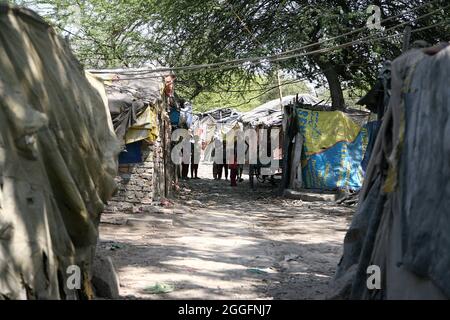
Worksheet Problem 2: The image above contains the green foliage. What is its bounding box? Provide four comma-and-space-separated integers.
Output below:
191, 75, 311, 112
33, 0, 160, 68
19, 0, 450, 111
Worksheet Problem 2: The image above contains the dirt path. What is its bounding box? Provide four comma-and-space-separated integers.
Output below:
98, 164, 354, 299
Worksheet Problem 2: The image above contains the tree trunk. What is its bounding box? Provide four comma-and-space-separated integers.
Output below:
314, 58, 346, 110
322, 65, 345, 110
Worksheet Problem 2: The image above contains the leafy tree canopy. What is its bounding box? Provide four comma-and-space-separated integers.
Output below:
8, 0, 450, 111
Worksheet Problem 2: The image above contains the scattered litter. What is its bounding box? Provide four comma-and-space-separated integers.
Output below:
105, 243, 123, 251
336, 190, 359, 206
143, 283, 175, 294
283, 254, 301, 262
100, 217, 127, 225
247, 268, 269, 275
160, 198, 174, 207
186, 200, 204, 207
132, 206, 141, 214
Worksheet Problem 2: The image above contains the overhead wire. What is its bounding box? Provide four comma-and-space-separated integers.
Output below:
203, 16, 450, 110
98, 16, 450, 81
196, 62, 374, 95
88, 0, 447, 76
104, 18, 448, 109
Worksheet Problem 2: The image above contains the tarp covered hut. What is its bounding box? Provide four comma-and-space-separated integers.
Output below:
91, 71, 174, 212
332, 44, 450, 299
0, 5, 120, 299
239, 95, 319, 178
281, 95, 375, 191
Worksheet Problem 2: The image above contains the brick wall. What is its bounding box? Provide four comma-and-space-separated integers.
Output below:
105, 106, 170, 213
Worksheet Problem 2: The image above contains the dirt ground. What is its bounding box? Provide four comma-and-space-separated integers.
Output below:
98, 164, 355, 299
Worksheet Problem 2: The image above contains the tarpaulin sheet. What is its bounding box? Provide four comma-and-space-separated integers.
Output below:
333, 45, 450, 300
91, 71, 163, 146
361, 121, 381, 174
118, 141, 143, 164
0, 5, 120, 299
124, 106, 159, 144
296, 108, 369, 190
169, 106, 180, 126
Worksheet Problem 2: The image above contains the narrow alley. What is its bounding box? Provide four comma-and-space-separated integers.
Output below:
99, 164, 354, 299
3, 2, 449, 303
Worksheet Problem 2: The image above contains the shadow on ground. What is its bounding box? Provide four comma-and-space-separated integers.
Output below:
99, 165, 354, 299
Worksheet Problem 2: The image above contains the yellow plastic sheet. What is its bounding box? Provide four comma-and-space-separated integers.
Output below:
125, 106, 159, 144
297, 109, 362, 156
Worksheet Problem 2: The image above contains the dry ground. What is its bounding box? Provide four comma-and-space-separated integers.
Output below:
98, 164, 354, 299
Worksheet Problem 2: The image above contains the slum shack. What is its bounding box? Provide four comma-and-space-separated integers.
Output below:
91, 71, 173, 213
196, 107, 242, 163
332, 43, 450, 300
0, 5, 119, 299
196, 107, 241, 151
240, 95, 319, 190
281, 97, 374, 192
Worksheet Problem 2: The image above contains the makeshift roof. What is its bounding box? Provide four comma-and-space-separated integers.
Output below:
198, 107, 241, 123
91, 70, 163, 112
240, 94, 320, 127
89, 70, 165, 145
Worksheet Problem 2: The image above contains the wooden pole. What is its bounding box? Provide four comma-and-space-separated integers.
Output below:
278, 105, 291, 195
289, 133, 303, 189
277, 69, 283, 108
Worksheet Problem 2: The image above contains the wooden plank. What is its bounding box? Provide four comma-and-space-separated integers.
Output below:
289, 133, 303, 189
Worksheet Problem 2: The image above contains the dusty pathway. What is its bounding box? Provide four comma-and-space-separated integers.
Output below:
98, 164, 354, 299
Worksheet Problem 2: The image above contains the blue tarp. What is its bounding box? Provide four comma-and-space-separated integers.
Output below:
361, 121, 381, 174
169, 106, 180, 127
118, 140, 142, 164
301, 130, 368, 190
296, 108, 370, 190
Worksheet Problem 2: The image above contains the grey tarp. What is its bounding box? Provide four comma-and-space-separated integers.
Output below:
240, 94, 319, 128
0, 5, 120, 299
199, 107, 241, 123
332, 45, 450, 299
91, 72, 163, 145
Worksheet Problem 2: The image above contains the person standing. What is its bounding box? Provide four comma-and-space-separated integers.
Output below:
229, 156, 238, 187
212, 162, 218, 180
181, 141, 190, 180
212, 136, 223, 180
164, 73, 183, 183
238, 164, 244, 182
222, 140, 229, 180
229, 139, 239, 187
191, 135, 201, 179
